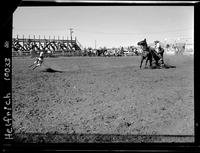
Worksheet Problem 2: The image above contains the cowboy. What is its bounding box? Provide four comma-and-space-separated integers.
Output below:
29, 51, 45, 70
38, 51, 44, 65
154, 40, 164, 65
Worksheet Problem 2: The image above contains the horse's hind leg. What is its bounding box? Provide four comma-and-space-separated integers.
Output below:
149, 56, 152, 68
160, 53, 165, 67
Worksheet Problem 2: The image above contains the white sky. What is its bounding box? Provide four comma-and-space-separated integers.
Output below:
13, 6, 194, 48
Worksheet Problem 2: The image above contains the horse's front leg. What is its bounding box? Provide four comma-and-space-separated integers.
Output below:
149, 55, 152, 68
140, 56, 144, 69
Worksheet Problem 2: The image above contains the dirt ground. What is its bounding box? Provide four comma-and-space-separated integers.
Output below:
12, 55, 194, 143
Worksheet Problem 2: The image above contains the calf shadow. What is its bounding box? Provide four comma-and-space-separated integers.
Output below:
162, 64, 176, 69
41, 68, 64, 73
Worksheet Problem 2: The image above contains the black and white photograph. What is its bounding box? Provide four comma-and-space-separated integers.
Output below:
8, 0, 196, 148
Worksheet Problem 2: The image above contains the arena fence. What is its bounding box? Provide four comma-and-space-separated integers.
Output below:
12, 36, 83, 57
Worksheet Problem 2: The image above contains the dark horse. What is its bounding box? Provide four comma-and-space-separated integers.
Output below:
137, 39, 161, 69
137, 39, 176, 69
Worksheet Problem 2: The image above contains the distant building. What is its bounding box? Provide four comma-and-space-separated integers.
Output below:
183, 43, 194, 55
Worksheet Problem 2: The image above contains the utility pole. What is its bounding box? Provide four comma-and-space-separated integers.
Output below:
69, 28, 73, 41
95, 40, 97, 50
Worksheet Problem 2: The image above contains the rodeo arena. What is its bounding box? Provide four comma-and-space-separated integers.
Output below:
12, 32, 194, 143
